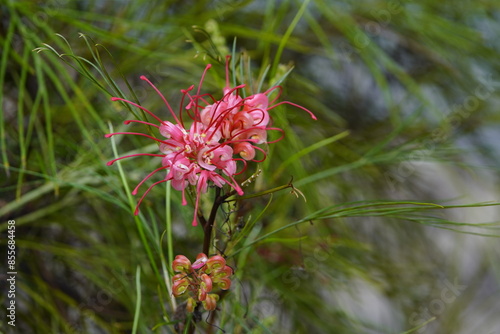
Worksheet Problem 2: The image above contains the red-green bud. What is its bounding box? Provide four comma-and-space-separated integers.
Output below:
214, 277, 231, 290
202, 293, 219, 311
172, 255, 191, 273
172, 278, 189, 297
198, 273, 213, 301
206, 255, 226, 273
200, 273, 213, 292
198, 288, 207, 301
186, 297, 196, 313
212, 265, 233, 279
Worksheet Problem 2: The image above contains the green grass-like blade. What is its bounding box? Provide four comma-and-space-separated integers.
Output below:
132, 265, 141, 334
270, 0, 311, 79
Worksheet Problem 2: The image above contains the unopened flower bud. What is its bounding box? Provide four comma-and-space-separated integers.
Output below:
172, 255, 191, 272
192, 253, 208, 269
200, 273, 213, 292
215, 277, 231, 290
206, 255, 226, 273
202, 293, 220, 311
186, 297, 196, 313
172, 278, 190, 297
212, 265, 233, 279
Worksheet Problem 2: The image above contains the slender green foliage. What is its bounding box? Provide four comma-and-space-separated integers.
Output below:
2, 0, 500, 333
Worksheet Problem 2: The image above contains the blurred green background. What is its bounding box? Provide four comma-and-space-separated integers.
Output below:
1, 0, 500, 333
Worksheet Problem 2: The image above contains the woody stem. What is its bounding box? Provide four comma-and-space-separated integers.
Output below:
202, 187, 239, 255
198, 187, 237, 333
203, 187, 222, 255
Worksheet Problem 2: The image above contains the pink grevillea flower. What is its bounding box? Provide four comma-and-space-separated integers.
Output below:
171, 253, 233, 312
105, 56, 316, 225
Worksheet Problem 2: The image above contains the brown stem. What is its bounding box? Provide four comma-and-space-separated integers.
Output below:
195, 188, 238, 333
186, 319, 195, 334
202, 188, 239, 255
182, 187, 238, 333
203, 187, 221, 255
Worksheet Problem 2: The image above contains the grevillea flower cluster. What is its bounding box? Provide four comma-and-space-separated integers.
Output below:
105, 56, 316, 225
172, 253, 233, 312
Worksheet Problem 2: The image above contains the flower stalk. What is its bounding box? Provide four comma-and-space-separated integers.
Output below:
105, 55, 316, 332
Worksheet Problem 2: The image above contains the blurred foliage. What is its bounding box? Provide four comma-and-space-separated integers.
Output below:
1, 0, 500, 333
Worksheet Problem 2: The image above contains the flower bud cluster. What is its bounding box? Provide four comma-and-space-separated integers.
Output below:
171, 253, 233, 312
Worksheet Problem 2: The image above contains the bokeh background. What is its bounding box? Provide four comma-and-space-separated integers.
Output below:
1, 0, 500, 333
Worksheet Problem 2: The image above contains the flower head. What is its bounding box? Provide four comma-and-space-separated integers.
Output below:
105, 56, 316, 225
